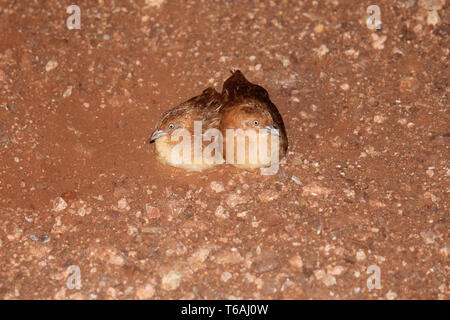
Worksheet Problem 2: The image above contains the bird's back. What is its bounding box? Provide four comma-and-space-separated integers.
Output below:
221, 70, 288, 156
181, 87, 223, 129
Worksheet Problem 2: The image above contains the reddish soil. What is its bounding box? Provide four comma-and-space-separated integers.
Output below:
0, 0, 448, 299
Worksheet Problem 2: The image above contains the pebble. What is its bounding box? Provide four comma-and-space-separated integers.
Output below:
327, 265, 345, 276
236, 211, 248, 218
40, 234, 51, 243
215, 250, 244, 265
343, 189, 356, 198
215, 205, 229, 219
439, 246, 448, 258
257, 189, 279, 202
117, 198, 130, 211
356, 250, 367, 262
161, 271, 182, 291
314, 24, 324, 33
63, 87, 72, 98
136, 284, 155, 299
345, 48, 359, 58
315, 44, 329, 57
371, 34, 387, 50
210, 181, 224, 193
45, 59, 58, 72
386, 290, 398, 300
426, 10, 440, 26
221, 272, 232, 282
302, 183, 332, 198
108, 252, 125, 266
188, 248, 210, 271
107, 287, 117, 298
53, 197, 67, 212
288, 256, 303, 269
146, 0, 165, 8
54, 287, 66, 299
280, 56, 290, 67
420, 230, 437, 244
423, 191, 438, 203
70, 292, 87, 300
314, 269, 337, 287
373, 115, 386, 124
225, 194, 248, 208
418, 0, 445, 10
291, 176, 301, 185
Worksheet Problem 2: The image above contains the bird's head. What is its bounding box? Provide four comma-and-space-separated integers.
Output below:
150, 120, 184, 143
149, 109, 190, 143
221, 103, 280, 136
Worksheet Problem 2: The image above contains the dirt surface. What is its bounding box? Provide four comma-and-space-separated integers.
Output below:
0, 0, 448, 300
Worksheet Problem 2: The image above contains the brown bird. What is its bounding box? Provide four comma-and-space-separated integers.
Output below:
219, 70, 288, 171
150, 87, 224, 172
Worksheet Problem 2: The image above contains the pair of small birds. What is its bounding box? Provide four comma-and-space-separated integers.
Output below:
149, 70, 288, 172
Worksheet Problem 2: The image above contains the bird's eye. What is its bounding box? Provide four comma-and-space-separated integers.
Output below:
168, 123, 175, 130
252, 120, 260, 126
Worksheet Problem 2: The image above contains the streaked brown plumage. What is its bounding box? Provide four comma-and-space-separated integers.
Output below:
150, 70, 288, 172
219, 70, 288, 169
150, 87, 223, 171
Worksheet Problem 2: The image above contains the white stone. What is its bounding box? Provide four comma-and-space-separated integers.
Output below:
315, 44, 329, 57
356, 249, 366, 262
373, 115, 386, 123
427, 10, 440, 26
45, 59, 58, 72
210, 181, 224, 193
136, 284, 155, 299
221, 272, 232, 282
386, 290, 398, 300
162, 271, 182, 291
145, 0, 165, 8
53, 197, 67, 212
291, 176, 301, 185
419, 0, 445, 10
215, 205, 229, 219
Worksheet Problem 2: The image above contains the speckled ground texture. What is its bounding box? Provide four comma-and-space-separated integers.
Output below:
0, 0, 448, 300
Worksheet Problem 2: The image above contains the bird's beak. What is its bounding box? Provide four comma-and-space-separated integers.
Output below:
264, 124, 280, 136
149, 129, 166, 143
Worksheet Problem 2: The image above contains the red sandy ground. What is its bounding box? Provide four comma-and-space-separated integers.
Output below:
0, 0, 448, 299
